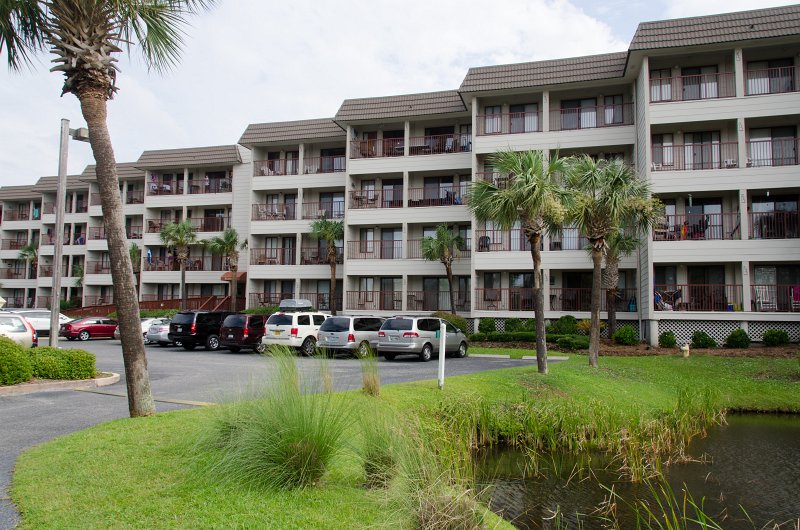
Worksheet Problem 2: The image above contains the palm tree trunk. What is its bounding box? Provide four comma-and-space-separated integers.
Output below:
529, 232, 548, 374
79, 93, 154, 417
180, 259, 187, 309
329, 248, 337, 315
229, 262, 238, 312
445, 260, 456, 314
606, 289, 618, 336
589, 247, 603, 368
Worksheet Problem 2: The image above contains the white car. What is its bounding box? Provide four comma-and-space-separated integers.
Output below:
262, 311, 330, 355
9, 309, 71, 337
114, 317, 168, 344
0, 313, 38, 348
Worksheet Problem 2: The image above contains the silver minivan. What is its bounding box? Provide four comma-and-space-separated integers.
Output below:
376, 316, 468, 362
317, 315, 385, 357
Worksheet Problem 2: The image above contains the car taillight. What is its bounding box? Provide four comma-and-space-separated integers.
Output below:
378, 331, 385, 337
190, 323, 196, 334
347, 333, 355, 343
290, 327, 298, 337
243, 327, 249, 338
403, 332, 419, 338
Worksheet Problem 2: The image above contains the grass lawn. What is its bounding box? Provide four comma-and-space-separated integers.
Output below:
12, 354, 800, 529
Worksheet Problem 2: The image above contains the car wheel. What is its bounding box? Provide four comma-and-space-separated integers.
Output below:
142, 333, 150, 345
182, 343, 196, 350
455, 341, 468, 358
300, 337, 316, 356
174, 340, 182, 347
228, 346, 241, 353
383, 352, 395, 361
158, 341, 168, 347
66, 337, 75, 341
206, 335, 220, 351
419, 343, 433, 362
78, 330, 90, 341
255, 342, 266, 354
356, 341, 371, 358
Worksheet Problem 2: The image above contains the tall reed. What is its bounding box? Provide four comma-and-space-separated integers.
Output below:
360, 346, 380, 397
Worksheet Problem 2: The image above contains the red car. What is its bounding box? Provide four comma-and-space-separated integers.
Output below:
60, 317, 118, 341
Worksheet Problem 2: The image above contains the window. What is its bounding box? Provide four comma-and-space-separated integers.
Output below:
510, 103, 538, 133
650, 69, 672, 102
297, 315, 310, 326
313, 315, 326, 326
748, 127, 797, 167
484, 272, 501, 301
561, 98, 597, 130
382, 179, 403, 207
684, 131, 720, 170
747, 58, 794, 95
652, 134, 674, 168
681, 66, 718, 100
484, 105, 501, 134
359, 228, 374, 254
603, 95, 623, 125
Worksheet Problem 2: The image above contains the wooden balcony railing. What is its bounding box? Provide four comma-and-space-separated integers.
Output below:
745, 65, 797, 96
42, 203, 54, 214
473, 288, 534, 311
746, 137, 799, 167
300, 247, 343, 265
750, 284, 800, 312
249, 292, 294, 308
301, 202, 345, 219
749, 211, 799, 240
654, 284, 743, 312
74, 202, 88, 213
36, 296, 52, 308
476, 111, 542, 136
649, 72, 736, 102
349, 190, 403, 209
4, 297, 25, 308
406, 239, 471, 259
188, 178, 232, 194
127, 225, 143, 239
1, 239, 27, 250
346, 291, 402, 311
406, 291, 471, 312
474, 229, 534, 252
350, 137, 404, 159
302, 156, 346, 174
189, 217, 229, 232
407, 133, 472, 155
653, 213, 742, 241
253, 159, 299, 176
126, 190, 144, 204
39, 265, 53, 277
143, 259, 179, 271
146, 219, 167, 233
549, 288, 638, 312
346, 240, 404, 259
250, 247, 297, 266
83, 295, 113, 306
407, 186, 464, 207
4, 210, 30, 221
88, 227, 105, 240
1, 267, 26, 279
86, 261, 112, 274
549, 102, 634, 131
651, 142, 739, 171
147, 181, 184, 196
252, 203, 298, 221
299, 292, 342, 312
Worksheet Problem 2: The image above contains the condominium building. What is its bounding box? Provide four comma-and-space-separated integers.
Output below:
1, 5, 798, 344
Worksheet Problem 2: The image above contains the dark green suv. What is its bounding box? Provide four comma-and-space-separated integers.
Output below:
168, 310, 236, 350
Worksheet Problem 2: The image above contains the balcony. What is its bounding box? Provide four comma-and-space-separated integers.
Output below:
406, 291, 471, 312
654, 284, 743, 312
126, 190, 144, 204
1, 239, 27, 250
346, 240, 403, 259
252, 203, 297, 221
349, 190, 400, 210
189, 217, 228, 232
143, 258, 178, 271
474, 288, 535, 311
188, 178, 232, 194
1, 267, 26, 279
750, 285, 800, 312
475, 229, 533, 252
406, 239, 471, 260
42, 203, 54, 215
74, 202, 88, 214
350, 138, 404, 159
249, 292, 293, 308
4, 210, 30, 221
250, 248, 297, 266
407, 133, 472, 155
346, 290, 402, 312
143, 256, 226, 272
86, 261, 112, 274
147, 181, 184, 196
88, 227, 105, 240
36, 296, 51, 308
549, 102, 634, 131
253, 159, 299, 177
407, 186, 464, 207
653, 213, 742, 241
146, 219, 168, 233
301, 202, 345, 220
745, 65, 797, 96
299, 292, 342, 312
549, 288, 638, 312
4, 297, 25, 308
300, 247, 343, 265
649, 72, 735, 103
651, 142, 739, 171
302, 156, 346, 174
84, 295, 113, 306
476, 111, 542, 136
749, 211, 799, 239
39, 265, 53, 277
127, 225, 143, 239
746, 137, 799, 167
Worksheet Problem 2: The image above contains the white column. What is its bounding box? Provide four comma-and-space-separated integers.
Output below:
404, 121, 410, 157
737, 117, 747, 169
298, 143, 305, 175
542, 91, 550, 132
741, 261, 752, 312
738, 188, 749, 241
734, 48, 745, 98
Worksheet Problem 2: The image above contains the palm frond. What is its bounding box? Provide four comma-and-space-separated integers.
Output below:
0, 0, 47, 70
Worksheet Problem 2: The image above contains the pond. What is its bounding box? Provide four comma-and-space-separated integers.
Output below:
477, 414, 800, 529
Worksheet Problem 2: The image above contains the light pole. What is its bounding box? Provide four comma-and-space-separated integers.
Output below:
49, 119, 90, 344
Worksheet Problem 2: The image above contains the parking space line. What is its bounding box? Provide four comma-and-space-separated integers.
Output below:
74, 388, 214, 407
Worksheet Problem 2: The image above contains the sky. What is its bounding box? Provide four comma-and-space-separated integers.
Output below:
0, 0, 794, 187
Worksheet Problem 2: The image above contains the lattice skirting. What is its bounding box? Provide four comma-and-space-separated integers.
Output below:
657, 320, 800, 344
747, 321, 800, 342
470, 318, 640, 339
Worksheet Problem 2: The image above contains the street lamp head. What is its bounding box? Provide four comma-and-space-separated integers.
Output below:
69, 127, 90, 142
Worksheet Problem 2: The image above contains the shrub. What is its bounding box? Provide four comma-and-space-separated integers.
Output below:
30, 347, 96, 380
547, 315, 578, 335
0, 337, 33, 385
613, 325, 638, 345
724, 329, 751, 349
477, 318, 496, 334
557, 335, 590, 351
242, 305, 279, 315
762, 329, 790, 347
504, 317, 522, 333
109, 309, 179, 319
576, 319, 606, 335
691, 331, 717, 349
658, 331, 677, 348
431, 311, 468, 334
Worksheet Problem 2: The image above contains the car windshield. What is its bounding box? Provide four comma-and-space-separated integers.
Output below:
266, 314, 293, 326
223, 315, 247, 327
0, 316, 26, 332
171, 313, 196, 325
381, 319, 413, 331
319, 317, 350, 332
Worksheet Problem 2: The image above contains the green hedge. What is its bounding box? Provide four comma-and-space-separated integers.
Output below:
242, 306, 279, 315
557, 335, 590, 351
30, 347, 96, 380
469, 331, 589, 346
0, 337, 33, 385
762, 329, 790, 347
431, 311, 468, 334
612, 325, 638, 345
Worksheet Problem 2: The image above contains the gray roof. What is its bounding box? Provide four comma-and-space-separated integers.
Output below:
80, 162, 145, 181
0, 185, 38, 201
335, 90, 467, 122
238, 118, 345, 146
136, 145, 242, 170
459, 52, 628, 93
630, 4, 800, 51
33, 175, 86, 192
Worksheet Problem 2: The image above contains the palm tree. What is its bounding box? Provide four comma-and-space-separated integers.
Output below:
565, 156, 661, 368
18, 242, 38, 278
1, 0, 214, 417
420, 224, 465, 313
205, 228, 247, 312
467, 149, 567, 374
160, 220, 199, 310
600, 231, 638, 336
129, 242, 141, 295
309, 219, 344, 315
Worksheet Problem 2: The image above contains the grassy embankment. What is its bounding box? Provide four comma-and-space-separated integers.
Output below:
12, 353, 799, 529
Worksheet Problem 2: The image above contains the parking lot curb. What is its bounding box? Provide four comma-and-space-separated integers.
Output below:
0, 372, 120, 397
471, 354, 569, 361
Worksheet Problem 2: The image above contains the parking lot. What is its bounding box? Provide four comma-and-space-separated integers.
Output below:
0, 337, 535, 529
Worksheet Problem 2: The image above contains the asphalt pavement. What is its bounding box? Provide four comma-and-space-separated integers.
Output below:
0, 338, 540, 529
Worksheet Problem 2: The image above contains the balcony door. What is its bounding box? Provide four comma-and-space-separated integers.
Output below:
380, 228, 401, 259
423, 277, 445, 311
382, 179, 403, 207
685, 198, 722, 239
748, 127, 796, 167
379, 277, 401, 311
510, 103, 538, 133
561, 98, 596, 130
747, 58, 794, 95
282, 236, 295, 265
684, 131, 720, 170
681, 66, 718, 100
687, 265, 726, 311
509, 273, 534, 310
650, 68, 672, 102
484, 105, 501, 134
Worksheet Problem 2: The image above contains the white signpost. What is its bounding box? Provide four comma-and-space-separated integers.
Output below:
438, 321, 446, 390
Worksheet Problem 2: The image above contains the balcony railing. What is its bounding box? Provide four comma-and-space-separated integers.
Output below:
5, 297, 25, 308
299, 292, 342, 312
86, 261, 112, 274
1, 239, 27, 250
474, 229, 533, 252
350, 137, 404, 159
90, 194, 103, 206
653, 284, 743, 312
750, 285, 800, 312
42, 203, 54, 215
74, 202, 88, 213
249, 292, 294, 308
300, 247, 343, 265
143, 258, 179, 271
302, 156, 346, 174
653, 213, 742, 241
4, 210, 30, 221
146, 219, 168, 233
39, 265, 53, 277
749, 211, 799, 239
406, 238, 471, 260
301, 202, 345, 219
36, 296, 52, 308
189, 217, 229, 232
252, 203, 298, 221
406, 290, 471, 312
549, 229, 588, 251
1, 267, 26, 279
250, 248, 297, 266
346, 290, 402, 312
147, 181, 184, 196
253, 159, 299, 176
126, 189, 145, 204
651, 142, 739, 171
349, 190, 404, 209
477, 111, 542, 136
88, 227, 105, 240
84, 295, 113, 306
745, 65, 797, 96
549, 102, 634, 131
188, 178, 232, 194
549, 288, 638, 312
649, 72, 735, 102
474, 288, 535, 311
127, 225, 143, 239
407, 133, 472, 155
746, 137, 799, 167
407, 186, 465, 207
346, 240, 403, 259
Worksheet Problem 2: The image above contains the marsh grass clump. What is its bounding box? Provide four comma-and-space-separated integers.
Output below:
360, 410, 401, 488
359, 347, 380, 397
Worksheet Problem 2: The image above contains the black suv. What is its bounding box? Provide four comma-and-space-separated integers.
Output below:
169, 311, 236, 351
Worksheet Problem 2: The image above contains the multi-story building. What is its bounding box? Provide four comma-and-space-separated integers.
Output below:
1, 5, 797, 344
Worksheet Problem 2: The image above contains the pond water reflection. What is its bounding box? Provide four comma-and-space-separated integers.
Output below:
477, 414, 800, 529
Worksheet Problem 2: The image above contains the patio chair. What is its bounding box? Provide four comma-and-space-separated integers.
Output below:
754, 285, 777, 312
791, 286, 800, 312
477, 235, 491, 252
